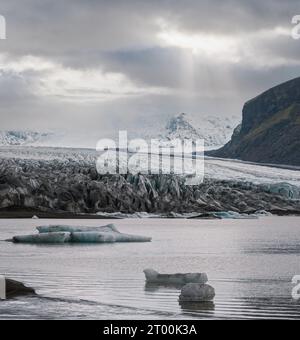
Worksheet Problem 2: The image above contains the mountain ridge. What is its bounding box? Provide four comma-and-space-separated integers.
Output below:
0, 131, 55, 146
208, 77, 300, 166
150, 112, 237, 147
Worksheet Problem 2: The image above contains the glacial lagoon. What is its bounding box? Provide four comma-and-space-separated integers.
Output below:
0, 217, 300, 320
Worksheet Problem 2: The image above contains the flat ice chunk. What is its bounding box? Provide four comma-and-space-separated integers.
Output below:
37, 224, 119, 234
144, 269, 208, 285
0, 276, 6, 300
13, 232, 71, 244
179, 283, 215, 302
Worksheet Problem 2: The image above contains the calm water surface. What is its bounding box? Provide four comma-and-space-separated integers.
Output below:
0, 217, 300, 320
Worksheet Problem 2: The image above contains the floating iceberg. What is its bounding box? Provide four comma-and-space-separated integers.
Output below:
36, 223, 119, 234
212, 211, 258, 220
179, 283, 215, 302
254, 210, 272, 217
10, 224, 151, 244
144, 269, 208, 285
13, 232, 71, 244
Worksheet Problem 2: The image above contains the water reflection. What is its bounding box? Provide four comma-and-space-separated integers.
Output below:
244, 244, 300, 255
144, 283, 184, 292
179, 301, 215, 313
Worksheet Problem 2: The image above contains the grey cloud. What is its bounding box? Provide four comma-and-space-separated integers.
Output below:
1, 0, 299, 58
0, 0, 300, 136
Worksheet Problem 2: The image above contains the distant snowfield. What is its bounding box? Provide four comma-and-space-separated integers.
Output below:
0, 146, 300, 187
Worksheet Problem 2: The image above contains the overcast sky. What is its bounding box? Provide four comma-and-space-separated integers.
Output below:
0, 0, 300, 143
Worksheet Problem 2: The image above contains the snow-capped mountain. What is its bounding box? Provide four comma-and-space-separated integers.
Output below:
148, 113, 239, 147
0, 113, 238, 149
165, 113, 201, 141
0, 131, 56, 146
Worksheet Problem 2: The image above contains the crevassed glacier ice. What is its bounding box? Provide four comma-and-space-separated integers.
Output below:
264, 182, 300, 199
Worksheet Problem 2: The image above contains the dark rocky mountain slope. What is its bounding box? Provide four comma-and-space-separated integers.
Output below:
209, 77, 300, 166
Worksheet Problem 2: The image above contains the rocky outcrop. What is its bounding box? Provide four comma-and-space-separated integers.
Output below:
0, 158, 300, 215
5, 279, 36, 299
209, 77, 300, 166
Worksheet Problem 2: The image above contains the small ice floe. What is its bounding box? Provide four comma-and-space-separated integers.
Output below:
188, 211, 259, 220
10, 224, 151, 244
212, 211, 258, 220
187, 213, 222, 220
254, 210, 273, 217
0, 276, 5, 300
0, 276, 36, 300
179, 283, 215, 302
144, 269, 208, 285
32, 215, 39, 220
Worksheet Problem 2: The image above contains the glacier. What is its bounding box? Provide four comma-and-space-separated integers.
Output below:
1, 146, 299, 187
1, 145, 300, 216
